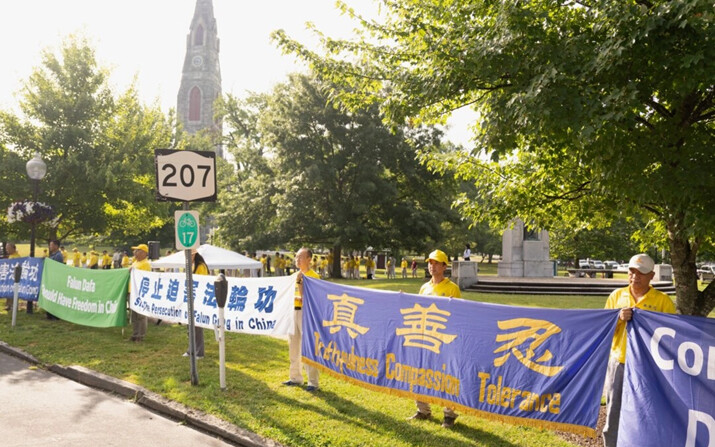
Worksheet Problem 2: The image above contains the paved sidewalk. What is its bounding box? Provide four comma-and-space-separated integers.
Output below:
0, 343, 284, 447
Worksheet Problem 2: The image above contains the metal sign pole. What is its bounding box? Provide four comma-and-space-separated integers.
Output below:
11, 265, 21, 329
184, 202, 199, 386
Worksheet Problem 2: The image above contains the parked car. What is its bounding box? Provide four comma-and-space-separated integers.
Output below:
578, 259, 590, 269
698, 265, 715, 282
604, 260, 619, 270
616, 263, 630, 272
591, 260, 605, 269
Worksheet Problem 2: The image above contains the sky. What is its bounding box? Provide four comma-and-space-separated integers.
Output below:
0, 0, 475, 147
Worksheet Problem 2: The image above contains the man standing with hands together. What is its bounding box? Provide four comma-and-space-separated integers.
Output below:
283, 247, 321, 392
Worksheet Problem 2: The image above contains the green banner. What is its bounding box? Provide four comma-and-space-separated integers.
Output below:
38, 258, 129, 327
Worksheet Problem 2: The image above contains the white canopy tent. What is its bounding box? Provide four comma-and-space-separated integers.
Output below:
151, 244, 262, 276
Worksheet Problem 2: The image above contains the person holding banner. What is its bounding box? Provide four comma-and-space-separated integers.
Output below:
602, 253, 675, 447
408, 249, 461, 429
129, 244, 152, 342
283, 247, 321, 392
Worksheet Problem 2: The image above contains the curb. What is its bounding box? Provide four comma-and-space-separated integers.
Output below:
0, 342, 286, 447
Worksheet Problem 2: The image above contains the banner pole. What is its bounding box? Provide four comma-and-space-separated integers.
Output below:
184, 201, 199, 386
218, 306, 226, 390
11, 265, 21, 329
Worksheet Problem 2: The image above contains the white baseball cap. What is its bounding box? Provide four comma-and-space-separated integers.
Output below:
628, 254, 655, 274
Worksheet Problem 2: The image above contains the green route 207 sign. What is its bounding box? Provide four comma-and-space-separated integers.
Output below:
175, 210, 200, 251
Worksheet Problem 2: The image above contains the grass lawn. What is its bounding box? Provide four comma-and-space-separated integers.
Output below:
0, 277, 631, 447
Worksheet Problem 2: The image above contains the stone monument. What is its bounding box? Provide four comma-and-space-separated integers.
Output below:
498, 218, 553, 277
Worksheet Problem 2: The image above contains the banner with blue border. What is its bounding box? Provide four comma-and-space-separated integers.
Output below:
0, 257, 44, 301
302, 277, 619, 436
619, 310, 715, 447
130, 269, 296, 336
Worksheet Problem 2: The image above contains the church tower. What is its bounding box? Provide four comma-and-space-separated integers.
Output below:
177, 0, 223, 155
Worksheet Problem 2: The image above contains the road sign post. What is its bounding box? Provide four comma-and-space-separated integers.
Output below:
155, 149, 217, 387
175, 207, 201, 385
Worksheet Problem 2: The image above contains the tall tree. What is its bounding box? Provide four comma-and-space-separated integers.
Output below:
0, 35, 174, 245
215, 74, 457, 275
275, 0, 715, 315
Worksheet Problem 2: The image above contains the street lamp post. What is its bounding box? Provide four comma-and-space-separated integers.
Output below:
25, 153, 47, 314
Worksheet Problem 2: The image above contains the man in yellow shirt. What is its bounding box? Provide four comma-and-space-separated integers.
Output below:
602, 253, 675, 447
401, 258, 408, 278
365, 255, 375, 279
5, 242, 20, 259
283, 247, 321, 392
60, 246, 68, 264
326, 252, 333, 277
88, 250, 99, 269
129, 244, 153, 342
101, 250, 112, 269
409, 249, 461, 428
72, 248, 81, 267
121, 250, 131, 268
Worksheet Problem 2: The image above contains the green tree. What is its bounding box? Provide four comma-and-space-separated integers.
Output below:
549, 217, 642, 264
0, 35, 174, 246
0, 146, 31, 242
275, 1, 715, 315
215, 74, 457, 276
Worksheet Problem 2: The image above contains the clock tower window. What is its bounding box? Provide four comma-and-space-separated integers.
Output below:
189, 86, 201, 121
194, 24, 204, 46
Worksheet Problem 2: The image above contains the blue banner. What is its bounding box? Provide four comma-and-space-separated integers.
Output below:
302, 278, 619, 436
0, 257, 44, 301
619, 310, 715, 447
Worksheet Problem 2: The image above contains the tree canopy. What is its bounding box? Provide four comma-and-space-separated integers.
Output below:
275, 0, 715, 315
0, 35, 175, 246
215, 74, 459, 275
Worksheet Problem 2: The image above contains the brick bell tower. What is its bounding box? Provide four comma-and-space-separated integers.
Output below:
177, 0, 223, 156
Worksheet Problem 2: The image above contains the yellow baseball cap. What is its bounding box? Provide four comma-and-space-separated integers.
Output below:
426, 249, 449, 265
131, 244, 149, 253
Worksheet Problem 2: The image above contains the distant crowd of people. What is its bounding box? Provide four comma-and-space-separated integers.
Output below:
253, 251, 422, 280
1, 242, 134, 269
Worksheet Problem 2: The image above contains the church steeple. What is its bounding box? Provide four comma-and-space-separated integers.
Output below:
177, 0, 222, 153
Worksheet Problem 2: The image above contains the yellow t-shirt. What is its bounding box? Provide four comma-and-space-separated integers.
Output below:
8, 253, 21, 259
128, 258, 152, 292
294, 269, 320, 309
60, 250, 68, 262
194, 263, 209, 275
605, 286, 675, 364
419, 278, 461, 298
401, 260, 408, 269
72, 252, 81, 267
89, 252, 99, 267
121, 255, 131, 268
132, 258, 152, 272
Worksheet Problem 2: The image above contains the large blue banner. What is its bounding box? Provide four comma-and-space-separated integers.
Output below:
619, 310, 715, 447
302, 278, 619, 436
0, 257, 44, 301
